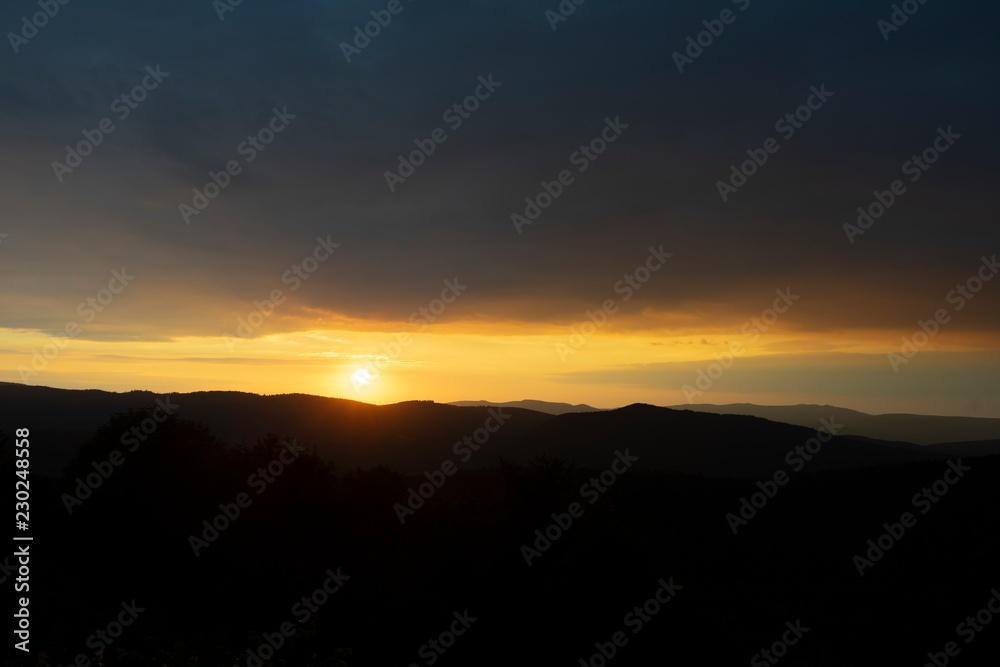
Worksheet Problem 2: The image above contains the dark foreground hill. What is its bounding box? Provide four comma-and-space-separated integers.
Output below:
0, 383, 547, 476
3, 408, 998, 667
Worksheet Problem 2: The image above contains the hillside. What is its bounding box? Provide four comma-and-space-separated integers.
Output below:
2, 384, 989, 479
677, 402, 1000, 445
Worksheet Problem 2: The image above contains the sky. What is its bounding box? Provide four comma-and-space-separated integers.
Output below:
1, 0, 998, 416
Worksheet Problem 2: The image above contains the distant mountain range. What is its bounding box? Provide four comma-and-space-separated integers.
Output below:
675, 403, 1000, 446
450, 398, 1000, 446
3, 383, 997, 478
447, 399, 602, 414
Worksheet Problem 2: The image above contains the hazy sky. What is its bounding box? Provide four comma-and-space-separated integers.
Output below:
1, 0, 998, 416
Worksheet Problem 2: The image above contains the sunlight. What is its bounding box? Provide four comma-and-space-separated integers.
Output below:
351, 368, 372, 387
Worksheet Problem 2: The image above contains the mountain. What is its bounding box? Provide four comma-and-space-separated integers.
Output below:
450, 400, 1000, 445
0, 383, 550, 476
18, 395, 1000, 667
496, 403, 945, 478
447, 399, 603, 414
1, 383, 987, 480
675, 402, 1000, 445
926, 439, 1000, 456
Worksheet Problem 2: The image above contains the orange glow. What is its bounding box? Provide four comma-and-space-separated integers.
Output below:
2, 318, 998, 416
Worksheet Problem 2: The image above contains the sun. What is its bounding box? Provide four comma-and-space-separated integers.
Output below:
351, 368, 372, 387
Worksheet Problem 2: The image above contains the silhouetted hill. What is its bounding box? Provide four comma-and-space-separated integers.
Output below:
504, 404, 944, 478
448, 399, 603, 414
677, 402, 1000, 445
0, 383, 552, 475
926, 439, 1000, 456
0, 383, 977, 480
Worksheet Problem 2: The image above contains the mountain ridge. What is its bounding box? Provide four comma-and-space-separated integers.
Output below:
4, 383, 998, 479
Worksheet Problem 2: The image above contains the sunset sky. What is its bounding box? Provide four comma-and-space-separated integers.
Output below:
1, 0, 998, 416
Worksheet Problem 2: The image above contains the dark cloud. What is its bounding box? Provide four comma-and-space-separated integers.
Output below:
0, 0, 997, 338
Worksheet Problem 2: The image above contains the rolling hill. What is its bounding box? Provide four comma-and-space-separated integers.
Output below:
677, 402, 1000, 445
3, 383, 993, 479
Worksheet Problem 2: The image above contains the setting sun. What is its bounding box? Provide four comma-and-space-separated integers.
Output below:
351, 368, 372, 387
